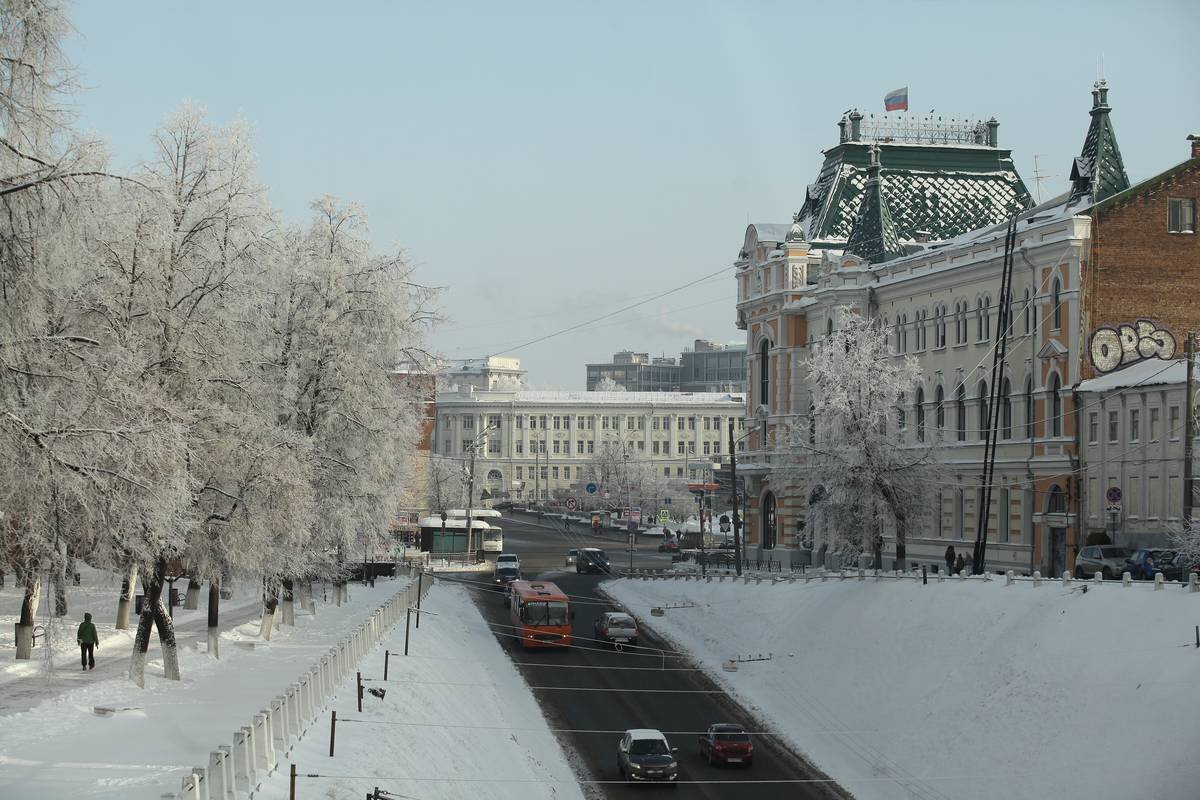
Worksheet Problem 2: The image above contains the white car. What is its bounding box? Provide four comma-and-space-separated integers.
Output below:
495, 553, 520, 569
595, 612, 639, 646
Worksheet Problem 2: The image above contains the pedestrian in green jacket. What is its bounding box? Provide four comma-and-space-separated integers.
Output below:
77, 612, 99, 670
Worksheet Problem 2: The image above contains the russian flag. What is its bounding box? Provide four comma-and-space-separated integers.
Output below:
884, 87, 908, 112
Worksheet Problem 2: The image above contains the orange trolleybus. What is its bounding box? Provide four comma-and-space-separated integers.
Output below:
507, 580, 573, 648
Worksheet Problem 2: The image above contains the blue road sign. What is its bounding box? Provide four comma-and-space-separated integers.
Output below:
585, 482, 598, 495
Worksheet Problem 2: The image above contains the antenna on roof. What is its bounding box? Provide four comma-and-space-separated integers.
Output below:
1031, 154, 1057, 204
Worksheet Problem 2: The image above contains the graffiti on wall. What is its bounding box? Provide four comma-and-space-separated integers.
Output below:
1088, 319, 1176, 374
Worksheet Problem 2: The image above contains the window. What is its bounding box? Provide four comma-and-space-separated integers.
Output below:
1001, 379, 1013, 439
576, 440, 584, 454
687, 441, 696, 454
1049, 374, 1063, 437
552, 440, 561, 454
551, 466, 559, 480
652, 416, 660, 430
935, 305, 947, 348
896, 393, 907, 431
703, 441, 711, 455
1169, 197, 1196, 233
1051, 278, 1062, 330
515, 415, 523, 429
1088, 412, 1099, 444
637, 416, 644, 431
935, 386, 945, 430
677, 442, 685, 455
916, 310, 927, 351
488, 440, 500, 454
688, 416, 696, 431
601, 416, 609, 430
999, 488, 1011, 542
1130, 409, 1141, 442
826, 317, 833, 337
915, 388, 926, 443
586, 440, 594, 454
676, 467, 683, 477
977, 380, 989, 440
463, 415, 474, 430
540, 415, 548, 429
538, 440, 546, 453
636, 441, 644, 452
900, 314, 908, 353
1170, 406, 1180, 439
977, 297, 991, 341
540, 466, 547, 480
652, 441, 660, 455
1047, 484, 1066, 514
564, 416, 571, 429
759, 339, 770, 406
1150, 407, 1161, 441
1024, 377, 1035, 438
810, 402, 818, 442
552, 415, 561, 430
516, 441, 524, 455
1105, 411, 1117, 443
461, 439, 472, 452
1023, 289, 1031, 335
515, 466, 523, 479
956, 384, 967, 441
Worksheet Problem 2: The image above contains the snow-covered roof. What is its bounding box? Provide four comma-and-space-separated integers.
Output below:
1075, 358, 1193, 394
747, 223, 792, 244
437, 390, 745, 406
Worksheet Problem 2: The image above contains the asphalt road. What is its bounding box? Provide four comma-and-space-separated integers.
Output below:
464, 513, 846, 800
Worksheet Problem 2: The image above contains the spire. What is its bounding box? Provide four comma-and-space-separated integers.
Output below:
1068, 79, 1130, 206
786, 210, 807, 244
844, 145, 903, 264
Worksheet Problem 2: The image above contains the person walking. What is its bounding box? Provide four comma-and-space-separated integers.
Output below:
77, 612, 99, 671
944, 545, 956, 575
954, 552, 966, 575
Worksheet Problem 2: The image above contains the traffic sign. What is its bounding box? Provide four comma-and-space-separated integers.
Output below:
565, 497, 578, 511
631, 507, 642, 524
623, 507, 632, 519
1106, 486, 1122, 504
1106, 503, 1122, 515
658, 509, 670, 523
585, 482, 598, 495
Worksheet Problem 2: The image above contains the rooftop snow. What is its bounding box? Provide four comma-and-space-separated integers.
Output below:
1075, 357, 1193, 394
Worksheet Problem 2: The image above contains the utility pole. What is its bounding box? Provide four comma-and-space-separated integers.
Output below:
465, 439, 477, 560
728, 418, 743, 576
1185, 333, 1196, 527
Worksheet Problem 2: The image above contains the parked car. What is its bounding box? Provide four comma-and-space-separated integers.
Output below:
495, 553, 521, 570
697, 723, 753, 767
492, 565, 521, 591
1073, 545, 1131, 579
1124, 548, 1174, 580
594, 612, 639, 646
617, 729, 678, 783
565, 548, 579, 567
576, 548, 610, 574
1169, 551, 1200, 582
493, 501, 514, 511
658, 538, 679, 553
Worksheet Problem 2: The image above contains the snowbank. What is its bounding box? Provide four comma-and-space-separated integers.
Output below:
257, 583, 585, 800
605, 573, 1200, 800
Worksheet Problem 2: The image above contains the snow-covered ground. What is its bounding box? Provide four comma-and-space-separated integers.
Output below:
0, 574, 410, 799
257, 583, 585, 800
605, 573, 1200, 800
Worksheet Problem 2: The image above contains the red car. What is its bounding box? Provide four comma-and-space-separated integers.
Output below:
697, 723, 753, 767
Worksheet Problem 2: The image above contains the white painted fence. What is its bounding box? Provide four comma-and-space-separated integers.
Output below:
173, 572, 431, 800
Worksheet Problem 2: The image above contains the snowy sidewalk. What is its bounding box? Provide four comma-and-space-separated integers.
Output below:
0, 576, 412, 800
257, 583, 586, 800
606, 573, 1200, 800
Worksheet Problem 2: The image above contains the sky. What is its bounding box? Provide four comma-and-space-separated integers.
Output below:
62, 0, 1199, 389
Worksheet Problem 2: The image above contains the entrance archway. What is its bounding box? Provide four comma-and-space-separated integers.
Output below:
761, 491, 777, 550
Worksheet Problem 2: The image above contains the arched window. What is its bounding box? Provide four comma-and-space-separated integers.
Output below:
958, 301, 968, 344
982, 296, 992, 340
1049, 372, 1063, 437
759, 339, 770, 406
808, 402, 816, 445
761, 491, 777, 549
826, 317, 833, 337
1024, 377, 1035, 438
486, 469, 503, 482
935, 386, 945, 430
915, 388, 926, 443
1047, 484, 1066, 514
900, 314, 908, 353
976, 298, 986, 341
956, 384, 967, 441
1023, 288, 1031, 335
1051, 278, 1062, 330
897, 392, 907, 431
977, 380, 989, 440
1001, 378, 1013, 439
935, 305, 946, 348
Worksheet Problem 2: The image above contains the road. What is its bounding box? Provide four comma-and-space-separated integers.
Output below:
465, 512, 846, 800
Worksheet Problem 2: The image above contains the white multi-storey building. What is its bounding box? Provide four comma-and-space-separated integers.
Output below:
432, 387, 746, 505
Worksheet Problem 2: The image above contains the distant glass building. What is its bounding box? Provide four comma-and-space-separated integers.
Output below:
586, 340, 745, 392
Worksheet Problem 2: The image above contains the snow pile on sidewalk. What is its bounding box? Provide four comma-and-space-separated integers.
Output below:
0, 577, 409, 799
605, 574, 1200, 800
258, 583, 585, 800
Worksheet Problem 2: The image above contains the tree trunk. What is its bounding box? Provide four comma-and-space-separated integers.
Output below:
207, 580, 220, 658
184, 578, 201, 610
259, 591, 279, 640
129, 559, 181, 687
896, 540, 907, 572
14, 570, 40, 660
281, 578, 295, 626
53, 566, 67, 618
115, 563, 138, 630
334, 580, 344, 607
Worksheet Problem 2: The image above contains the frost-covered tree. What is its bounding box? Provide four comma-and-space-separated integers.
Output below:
1166, 518, 1200, 577
790, 306, 936, 568
593, 376, 626, 392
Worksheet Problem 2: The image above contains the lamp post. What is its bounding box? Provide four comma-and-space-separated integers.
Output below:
464, 424, 497, 561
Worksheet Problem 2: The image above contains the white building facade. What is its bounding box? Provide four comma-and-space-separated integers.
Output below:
432, 388, 746, 505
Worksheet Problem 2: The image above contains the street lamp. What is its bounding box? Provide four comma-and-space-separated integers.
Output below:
464, 423, 497, 560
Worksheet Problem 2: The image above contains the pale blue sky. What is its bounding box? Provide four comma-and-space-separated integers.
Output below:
64, 1, 1198, 388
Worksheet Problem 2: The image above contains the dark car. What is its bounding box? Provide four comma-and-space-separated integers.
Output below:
492, 565, 521, 591
1124, 548, 1174, 580
493, 501, 514, 511
697, 723, 753, 767
576, 547, 610, 574
617, 729, 678, 783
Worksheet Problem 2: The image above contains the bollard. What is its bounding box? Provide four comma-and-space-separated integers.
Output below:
1005, 570, 1015, 586
1093, 571, 1103, 586
1154, 572, 1164, 590
1190, 572, 1199, 593
936, 570, 944, 583
922, 565, 928, 585
357, 671, 363, 713
384, 650, 390, 680
1123, 571, 1132, 587
404, 608, 412, 656
273, 697, 289, 756
209, 750, 230, 800
1062, 571, 1071, 588
329, 709, 337, 757
1032, 570, 1041, 587
233, 729, 253, 796
260, 710, 277, 774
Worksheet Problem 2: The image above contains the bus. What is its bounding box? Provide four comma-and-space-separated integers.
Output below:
507, 580, 572, 648
444, 509, 503, 553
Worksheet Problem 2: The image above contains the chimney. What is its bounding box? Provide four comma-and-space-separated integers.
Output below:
1189, 134, 1200, 160
986, 117, 999, 147
849, 110, 863, 142
838, 115, 849, 144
